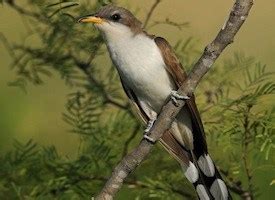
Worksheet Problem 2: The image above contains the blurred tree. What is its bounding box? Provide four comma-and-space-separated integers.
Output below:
0, 0, 274, 199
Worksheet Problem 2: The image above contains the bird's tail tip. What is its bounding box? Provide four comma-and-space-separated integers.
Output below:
181, 154, 231, 200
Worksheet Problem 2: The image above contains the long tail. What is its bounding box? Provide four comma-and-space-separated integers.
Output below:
160, 130, 232, 200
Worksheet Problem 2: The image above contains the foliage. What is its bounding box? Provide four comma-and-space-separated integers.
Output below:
1, 0, 275, 199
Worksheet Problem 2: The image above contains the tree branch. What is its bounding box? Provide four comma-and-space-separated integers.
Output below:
96, 0, 253, 199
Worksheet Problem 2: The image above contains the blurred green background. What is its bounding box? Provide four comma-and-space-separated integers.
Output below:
1, 0, 274, 155
0, 0, 274, 199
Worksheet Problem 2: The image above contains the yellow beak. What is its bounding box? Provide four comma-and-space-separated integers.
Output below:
78, 16, 104, 24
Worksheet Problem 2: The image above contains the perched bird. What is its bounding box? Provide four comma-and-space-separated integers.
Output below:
79, 4, 231, 200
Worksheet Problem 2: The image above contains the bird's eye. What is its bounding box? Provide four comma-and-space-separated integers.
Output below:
111, 13, 121, 21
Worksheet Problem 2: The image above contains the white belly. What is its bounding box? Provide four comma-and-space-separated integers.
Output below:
106, 33, 175, 112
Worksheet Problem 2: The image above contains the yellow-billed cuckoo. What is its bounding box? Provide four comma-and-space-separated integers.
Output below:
78, 4, 231, 200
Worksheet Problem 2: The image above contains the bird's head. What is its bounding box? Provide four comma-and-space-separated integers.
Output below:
78, 5, 143, 40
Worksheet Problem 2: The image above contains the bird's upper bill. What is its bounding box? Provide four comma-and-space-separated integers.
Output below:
78, 15, 105, 24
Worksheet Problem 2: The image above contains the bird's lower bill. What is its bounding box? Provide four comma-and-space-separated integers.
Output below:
78, 16, 104, 24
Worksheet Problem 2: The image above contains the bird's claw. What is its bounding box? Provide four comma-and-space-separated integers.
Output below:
144, 118, 157, 144
144, 118, 156, 133
171, 90, 190, 106
143, 134, 156, 144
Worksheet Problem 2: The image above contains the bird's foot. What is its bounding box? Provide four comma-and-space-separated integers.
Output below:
143, 134, 156, 144
171, 90, 190, 106
143, 118, 157, 144
144, 118, 156, 133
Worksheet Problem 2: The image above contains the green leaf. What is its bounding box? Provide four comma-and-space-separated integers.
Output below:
46, 0, 76, 8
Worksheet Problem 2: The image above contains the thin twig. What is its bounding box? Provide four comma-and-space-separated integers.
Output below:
82, 67, 129, 110
147, 18, 189, 30
96, 0, 254, 199
70, 47, 130, 111
220, 169, 253, 200
242, 105, 254, 200
0, 32, 16, 58
6, 1, 49, 24
143, 0, 162, 29
122, 124, 141, 158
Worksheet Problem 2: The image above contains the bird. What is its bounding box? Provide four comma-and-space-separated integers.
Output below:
78, 4, 231, 200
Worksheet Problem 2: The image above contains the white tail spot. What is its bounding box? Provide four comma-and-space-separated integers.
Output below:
184, 162, 199, 183
210, 179, 229, 200
196, 184, 210, 200
198, 154, 215, 177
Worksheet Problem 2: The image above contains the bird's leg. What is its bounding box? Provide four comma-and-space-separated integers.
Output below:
143, 117, 157, 144
171, 90, 190, 106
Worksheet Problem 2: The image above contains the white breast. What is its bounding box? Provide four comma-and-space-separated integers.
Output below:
104, 26, 175, 112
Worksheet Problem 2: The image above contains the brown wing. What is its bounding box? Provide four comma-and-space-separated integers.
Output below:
155, 37, 208, 155
153, 37, 230, 199
154, 37, 187, 85
119, 74, 191, 164
119, 77, 149, 123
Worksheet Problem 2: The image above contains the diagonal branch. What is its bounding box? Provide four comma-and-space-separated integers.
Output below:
96, 0, 254, 199
143, 0, 162, 29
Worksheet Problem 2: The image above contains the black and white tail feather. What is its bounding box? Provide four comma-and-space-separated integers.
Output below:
161, 130, 231, 200
189, 152, 231, 200
175, 102, 231, 200
155, 37, 232, 200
